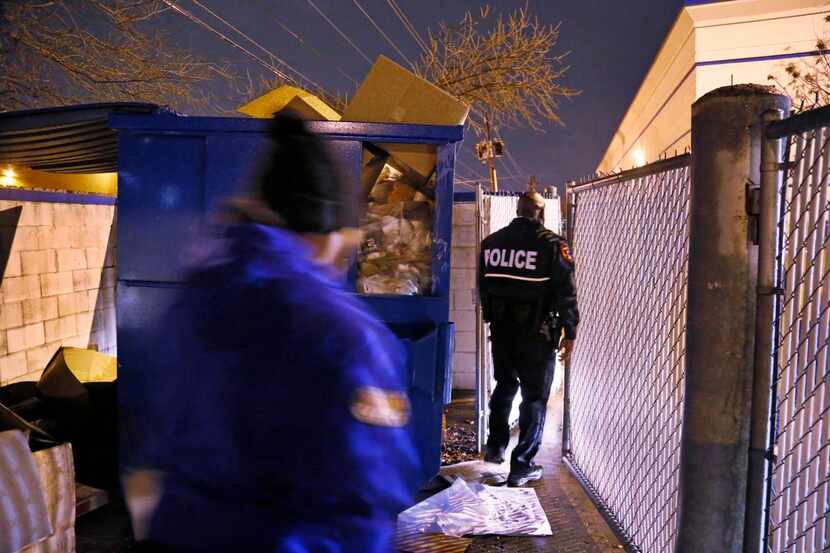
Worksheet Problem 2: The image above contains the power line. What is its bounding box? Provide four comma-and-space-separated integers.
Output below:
456, 156, 487, 181
304, 0, 373, 65
351, 0, 414, 68
160, 0, 292, 81
458, 172, 558, 184
187, 0, 324, 92
385, 0, 429, 53
500, 141, 525, 182
453, 180, 479, 190
270, 14, 359, 87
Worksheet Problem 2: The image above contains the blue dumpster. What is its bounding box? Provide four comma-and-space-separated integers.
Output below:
111, 112, 463, 484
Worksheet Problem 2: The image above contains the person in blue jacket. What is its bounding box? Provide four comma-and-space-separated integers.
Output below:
137, 114, 420, 552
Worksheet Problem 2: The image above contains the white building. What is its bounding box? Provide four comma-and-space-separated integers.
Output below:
598, 0, 830, 173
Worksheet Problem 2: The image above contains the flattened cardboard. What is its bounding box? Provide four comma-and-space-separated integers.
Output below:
344, 56, 468, 126
344, 56, 468, 178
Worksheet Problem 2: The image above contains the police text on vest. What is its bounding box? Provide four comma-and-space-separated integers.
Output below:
484, 249, 538, 270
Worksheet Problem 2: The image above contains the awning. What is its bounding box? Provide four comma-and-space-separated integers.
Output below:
0, 103, 158, 174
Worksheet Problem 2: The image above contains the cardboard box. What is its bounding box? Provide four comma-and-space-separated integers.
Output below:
21, 443, 76, 553
344, 56, 469, 179
237, 85, 340, 121
344, 56, 469, 127
0, 430, 75, 553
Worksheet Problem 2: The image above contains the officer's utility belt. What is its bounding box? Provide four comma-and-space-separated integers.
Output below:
483, 295, 545, 327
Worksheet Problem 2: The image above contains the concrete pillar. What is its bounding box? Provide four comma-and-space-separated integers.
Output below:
678, 85, 789, 553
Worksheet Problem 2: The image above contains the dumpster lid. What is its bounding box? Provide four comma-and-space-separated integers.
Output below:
0, 102, 159, 173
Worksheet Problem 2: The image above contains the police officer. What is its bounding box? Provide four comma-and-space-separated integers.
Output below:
479, 191, 578, 487
134, 114, 420, 552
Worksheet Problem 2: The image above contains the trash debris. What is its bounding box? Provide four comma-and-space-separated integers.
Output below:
357, 162, 435, 295
441, 418, 478, 465
398, 478, 553, 538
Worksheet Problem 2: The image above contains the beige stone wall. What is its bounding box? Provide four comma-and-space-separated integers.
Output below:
0, 199, 116, 385
449, 202, 477, 390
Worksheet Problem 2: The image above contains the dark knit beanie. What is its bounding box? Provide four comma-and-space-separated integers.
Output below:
258, 113, 357, 233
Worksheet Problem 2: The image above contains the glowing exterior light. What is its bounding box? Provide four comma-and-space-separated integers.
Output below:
1, 166, 17, 187
633, 147, 647, 168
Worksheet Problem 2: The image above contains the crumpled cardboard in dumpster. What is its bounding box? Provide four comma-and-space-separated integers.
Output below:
398, 478, 552, 538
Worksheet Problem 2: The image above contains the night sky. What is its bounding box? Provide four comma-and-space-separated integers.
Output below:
164, 0, 685, 190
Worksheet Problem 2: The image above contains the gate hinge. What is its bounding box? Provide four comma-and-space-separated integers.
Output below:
746, 180, 761, 244
746, 180, 761, 216
758, 286, 785, 297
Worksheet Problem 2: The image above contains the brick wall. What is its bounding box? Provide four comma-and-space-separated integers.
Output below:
450, 202, 477, 390
0, 197, 117, 385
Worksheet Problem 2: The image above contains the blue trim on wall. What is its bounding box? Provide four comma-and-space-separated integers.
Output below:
453, 191, 476, 202
0, 188, 116, 205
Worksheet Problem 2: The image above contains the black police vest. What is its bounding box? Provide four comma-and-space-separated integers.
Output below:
480, 218, 559, 327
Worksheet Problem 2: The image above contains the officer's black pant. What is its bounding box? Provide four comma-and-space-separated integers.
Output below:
486, 326, 555, 471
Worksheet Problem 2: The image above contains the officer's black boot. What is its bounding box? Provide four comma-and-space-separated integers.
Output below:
484, 444, 506, 464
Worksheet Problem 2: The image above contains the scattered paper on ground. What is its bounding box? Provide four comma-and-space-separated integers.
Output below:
399, 478, 552, 539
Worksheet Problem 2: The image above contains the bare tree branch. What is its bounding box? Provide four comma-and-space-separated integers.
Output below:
767, 15, 830, 112
0, 0, 242, 113
413, 5, 579, 135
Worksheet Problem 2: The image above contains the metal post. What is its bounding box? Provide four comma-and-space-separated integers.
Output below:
485, 117, 498, 192
474, 184, 485, 452
678, 86, 789, 553
743, 108, 787, 553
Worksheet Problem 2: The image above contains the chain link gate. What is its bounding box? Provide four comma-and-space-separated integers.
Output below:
764, 107, 830, 553
474, 189, 563, 451
564, 155, 691, 552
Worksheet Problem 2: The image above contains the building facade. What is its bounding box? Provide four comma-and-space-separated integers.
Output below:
598, 0, 829, 173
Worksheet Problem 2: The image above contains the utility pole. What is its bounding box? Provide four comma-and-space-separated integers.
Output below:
475, 115, 503, 192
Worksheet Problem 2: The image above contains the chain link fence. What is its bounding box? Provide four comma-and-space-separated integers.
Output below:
564, 156, 690, 552
766, 116, 830, 553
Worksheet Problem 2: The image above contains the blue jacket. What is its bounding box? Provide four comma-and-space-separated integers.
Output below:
147, 221, 420, 552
